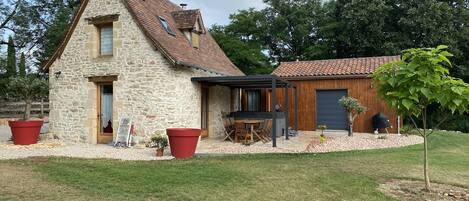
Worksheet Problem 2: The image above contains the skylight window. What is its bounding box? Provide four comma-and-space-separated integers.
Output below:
158, 16, 176, 36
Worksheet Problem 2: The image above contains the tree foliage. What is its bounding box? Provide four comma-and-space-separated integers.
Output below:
18, 52, 26, 77
0, 0, 80, 68
214, 0, 469, 80
6, 36, 16, 77
338, 96, 367, 136
2, 75, 48, 120
210, 25, 272, 75
372, 46, 469, 117
371, 46, 469, 190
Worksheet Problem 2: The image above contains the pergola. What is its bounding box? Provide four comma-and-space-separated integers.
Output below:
191, 75, 298, 147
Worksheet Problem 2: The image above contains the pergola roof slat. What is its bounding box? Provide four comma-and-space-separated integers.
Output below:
191, 75, 295, 88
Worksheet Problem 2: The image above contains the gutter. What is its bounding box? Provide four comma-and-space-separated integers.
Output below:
274, 74, 372, 81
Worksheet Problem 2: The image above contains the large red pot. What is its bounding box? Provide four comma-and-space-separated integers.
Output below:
8, 120, 43, 145
166, 128, 201, 159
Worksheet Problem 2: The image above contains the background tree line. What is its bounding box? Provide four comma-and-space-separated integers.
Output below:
211, 0, 469, 82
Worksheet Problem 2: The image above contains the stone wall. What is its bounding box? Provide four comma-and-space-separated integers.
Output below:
208, 86, 232, 138
49, 0, 229, 143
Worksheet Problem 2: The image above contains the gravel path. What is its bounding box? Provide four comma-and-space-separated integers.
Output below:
197, 132, 423, 154
0, 141, 174, 161
305, 134, 423, 153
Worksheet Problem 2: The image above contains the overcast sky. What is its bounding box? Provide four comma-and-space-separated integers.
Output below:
170, 0, 267, 27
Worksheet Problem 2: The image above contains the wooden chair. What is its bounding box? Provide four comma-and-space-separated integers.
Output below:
234, 122, 251, 143
223, 118, 234, 142
254, 120, 269, 143
257, 119, 272, 142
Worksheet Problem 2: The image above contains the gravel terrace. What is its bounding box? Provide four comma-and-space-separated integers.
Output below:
0, 131, 423, 161
196, 131, 423, 154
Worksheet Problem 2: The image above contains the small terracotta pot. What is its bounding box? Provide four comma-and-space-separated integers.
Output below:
156, 148, 164, 157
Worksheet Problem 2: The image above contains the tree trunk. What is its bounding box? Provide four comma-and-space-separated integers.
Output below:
24, 100, 32, 121
423, 134, 431, 191
423, 107, 431, 191
348, 113, 353, 137
348, 123, 353, 137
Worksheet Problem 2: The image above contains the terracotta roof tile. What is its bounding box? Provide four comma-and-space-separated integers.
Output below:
171, 9, 202, 30
273, 56, 400, 78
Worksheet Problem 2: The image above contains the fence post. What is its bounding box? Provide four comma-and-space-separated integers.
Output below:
40, 99, 44, 117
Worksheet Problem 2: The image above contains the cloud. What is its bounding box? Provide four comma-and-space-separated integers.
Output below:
170, 0, 266, 27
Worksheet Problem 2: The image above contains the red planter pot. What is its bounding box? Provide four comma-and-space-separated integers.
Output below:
8, 120, 43, 145
166, 128, 201, 159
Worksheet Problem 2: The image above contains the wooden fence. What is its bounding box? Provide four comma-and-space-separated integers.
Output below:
0, 100, 49, 119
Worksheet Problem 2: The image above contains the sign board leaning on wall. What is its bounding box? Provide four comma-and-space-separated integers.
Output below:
114, 118, 132, 147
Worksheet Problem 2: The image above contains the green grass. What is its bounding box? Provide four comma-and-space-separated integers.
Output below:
1, 131, 468, 201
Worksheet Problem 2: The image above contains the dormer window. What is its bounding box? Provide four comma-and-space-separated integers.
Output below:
171, 9, 205, 49
158, 16, 176, 36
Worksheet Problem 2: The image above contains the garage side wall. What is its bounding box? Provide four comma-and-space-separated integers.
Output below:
276, 78, 400, 133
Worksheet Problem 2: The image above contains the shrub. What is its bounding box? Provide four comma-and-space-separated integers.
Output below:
148, 132, 168, 149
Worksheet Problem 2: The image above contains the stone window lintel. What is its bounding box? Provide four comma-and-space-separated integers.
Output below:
86, 14, 120, 25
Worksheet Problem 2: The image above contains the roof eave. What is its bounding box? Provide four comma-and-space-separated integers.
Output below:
276, 74, 371, 81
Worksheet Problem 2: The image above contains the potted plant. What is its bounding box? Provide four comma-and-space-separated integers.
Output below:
338, 96, 367, 137
318, 125, 327, 143
148, 132, 168, 157
3, 75, 48, 145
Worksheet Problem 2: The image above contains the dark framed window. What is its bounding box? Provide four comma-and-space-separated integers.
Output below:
158, 16, 176, 36
246, 90, 261, 112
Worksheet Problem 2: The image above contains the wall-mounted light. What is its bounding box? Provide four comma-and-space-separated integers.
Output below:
54, 71, 62, 79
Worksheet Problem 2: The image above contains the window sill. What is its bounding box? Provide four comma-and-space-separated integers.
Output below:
94, 55, 113, 61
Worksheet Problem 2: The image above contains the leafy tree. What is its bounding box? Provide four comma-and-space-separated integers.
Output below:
18, 52, 26, 76
262, 0, 323, 62
6, 36, 16, 77
210, 25, 272, 75
34, 0, 80, 67
0, 0, 80, 68
321, 0, 390, 58
2, 75, 48, 120
372, 46, 469, 191
338, 96, 367, 137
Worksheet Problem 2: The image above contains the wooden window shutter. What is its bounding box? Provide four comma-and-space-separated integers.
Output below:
191, 32, 200, 48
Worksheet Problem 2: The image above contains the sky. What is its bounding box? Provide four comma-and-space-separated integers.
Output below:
170, 0, 267, 27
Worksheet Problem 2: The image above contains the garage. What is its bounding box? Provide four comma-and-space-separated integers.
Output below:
316, 90, 348, 130
273, 55, 402, 133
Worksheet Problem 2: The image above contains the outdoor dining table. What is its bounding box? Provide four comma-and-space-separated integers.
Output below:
234, 119, 264, 143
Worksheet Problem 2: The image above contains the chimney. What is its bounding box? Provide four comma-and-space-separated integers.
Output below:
180, 3, 187, 10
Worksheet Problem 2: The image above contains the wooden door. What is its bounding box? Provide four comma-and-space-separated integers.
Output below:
201, 87, 209, 138
97, 83, 114, 144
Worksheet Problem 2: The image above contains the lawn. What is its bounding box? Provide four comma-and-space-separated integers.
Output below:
1, 131, 468, 201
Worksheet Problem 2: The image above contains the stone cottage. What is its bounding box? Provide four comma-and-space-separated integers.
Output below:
44, 0, 244, 144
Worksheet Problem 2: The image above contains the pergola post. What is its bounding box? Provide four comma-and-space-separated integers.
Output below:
271, 78, 277, 148
294, 86, 298, 131
284, 83, 289, 140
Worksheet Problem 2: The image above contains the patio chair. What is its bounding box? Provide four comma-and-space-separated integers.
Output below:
223, 118, 234, 142
258, 119, 272, 142
254, 120, 270, 143
234, 122, 251, 143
